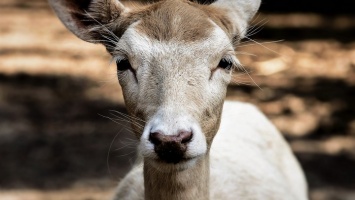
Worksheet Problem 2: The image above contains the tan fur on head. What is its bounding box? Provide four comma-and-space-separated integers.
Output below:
48, 0, 260, 49
136, 0, 214, 42
48, 0, 126, 42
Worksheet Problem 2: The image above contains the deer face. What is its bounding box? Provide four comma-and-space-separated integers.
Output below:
49, 0, 260, 170
118, 21, 233, 168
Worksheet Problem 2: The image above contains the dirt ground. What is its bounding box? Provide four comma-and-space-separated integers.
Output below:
0, 0, 354, 200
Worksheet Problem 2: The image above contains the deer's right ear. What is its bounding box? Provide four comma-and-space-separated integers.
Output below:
48, 0, 127, 43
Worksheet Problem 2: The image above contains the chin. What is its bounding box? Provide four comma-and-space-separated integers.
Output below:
145, 156, 200, 172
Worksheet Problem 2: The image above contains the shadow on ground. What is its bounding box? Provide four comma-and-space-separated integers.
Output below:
0, 73, 136, 189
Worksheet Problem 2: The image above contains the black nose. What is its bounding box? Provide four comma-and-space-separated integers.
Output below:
149, 131, 193, 164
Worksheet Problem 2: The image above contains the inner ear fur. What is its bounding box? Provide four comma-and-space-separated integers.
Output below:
190, 0, 260, 40
48, 0, 126, 43
210, 0, 261, 38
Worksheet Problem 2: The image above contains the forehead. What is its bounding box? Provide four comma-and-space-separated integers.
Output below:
118, 23, 231, 64
117, 1, 232, 61
135, 0, 214, 42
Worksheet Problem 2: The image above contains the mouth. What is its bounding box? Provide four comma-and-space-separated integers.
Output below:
153, 156, 197, 164
146, 156, 199, 171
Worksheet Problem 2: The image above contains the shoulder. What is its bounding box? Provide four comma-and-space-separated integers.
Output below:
113, 165, 144, 200
222, 101, 269, 124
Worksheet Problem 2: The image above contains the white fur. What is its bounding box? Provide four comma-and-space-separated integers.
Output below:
139, 110, 207, 161
116, 21, 235, 166
210, 101, 307, 200
212, 0, 261, 37
115, 20, 234, 67
114, 101, 308, 200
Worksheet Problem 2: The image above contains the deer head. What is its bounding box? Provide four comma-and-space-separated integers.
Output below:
49, 0, 260, 171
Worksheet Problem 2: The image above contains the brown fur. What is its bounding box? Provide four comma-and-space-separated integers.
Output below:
123, 0, 235, 42
50, 0, 240, 54
51, 0, 237, 52
135, 0, 214, 42
49, 0, 126, 50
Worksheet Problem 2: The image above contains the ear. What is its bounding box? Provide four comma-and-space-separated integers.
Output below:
211, 0, 261, 38
48, 0, 127, 43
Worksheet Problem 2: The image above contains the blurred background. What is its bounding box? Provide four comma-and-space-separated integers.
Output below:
0, 0, 354, 199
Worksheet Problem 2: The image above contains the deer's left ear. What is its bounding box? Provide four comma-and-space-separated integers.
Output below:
48, 0, 127, 43
209, 0, 261, 38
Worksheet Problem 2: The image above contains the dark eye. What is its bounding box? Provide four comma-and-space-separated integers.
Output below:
116, 59, 132, 71
218, 59, 233, 70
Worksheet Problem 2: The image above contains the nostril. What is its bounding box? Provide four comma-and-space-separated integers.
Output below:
149, 132, 163, 145
149, 130, 193, 164
179, 131, 193, 144
149, 130, 193, 145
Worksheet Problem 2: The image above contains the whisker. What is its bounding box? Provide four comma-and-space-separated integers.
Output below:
237, 40, 284, 48
249, 13, 261, 25
235, 51, 257, 57
99, 114, 134, 130
115, 150, 137, 158
243, 36, 284, 58
100, 34, 119, 47
245, 19, 268, 37
107, 128, 124, 181
110, 110, 146, 123
84, 10, 120, 41
87, 39, 116, 44
230, 80, 255, 86
233, 69, 253, 75
235, 63, 262, 90
114, 141, 137, 151
110, 114, 145, 129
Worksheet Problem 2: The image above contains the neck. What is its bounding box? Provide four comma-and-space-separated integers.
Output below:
144, 155, 210, 200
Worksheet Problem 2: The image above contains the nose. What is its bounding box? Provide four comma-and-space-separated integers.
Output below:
149, 130, 193, 163
149, 131, 193, 145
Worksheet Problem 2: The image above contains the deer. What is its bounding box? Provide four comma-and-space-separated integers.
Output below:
48, 0, 308, 199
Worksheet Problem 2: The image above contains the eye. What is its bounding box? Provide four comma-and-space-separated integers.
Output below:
218, 59, 233, 70
116, 58, 132, 71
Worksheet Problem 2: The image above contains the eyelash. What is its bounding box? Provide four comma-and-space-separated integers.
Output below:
217, 59, 233, 71
116, 58, 132, 72
115, 55, 234, 76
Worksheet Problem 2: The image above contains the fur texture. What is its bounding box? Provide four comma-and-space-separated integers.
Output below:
48, 0, 308, 199
114, 101, 308, 200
